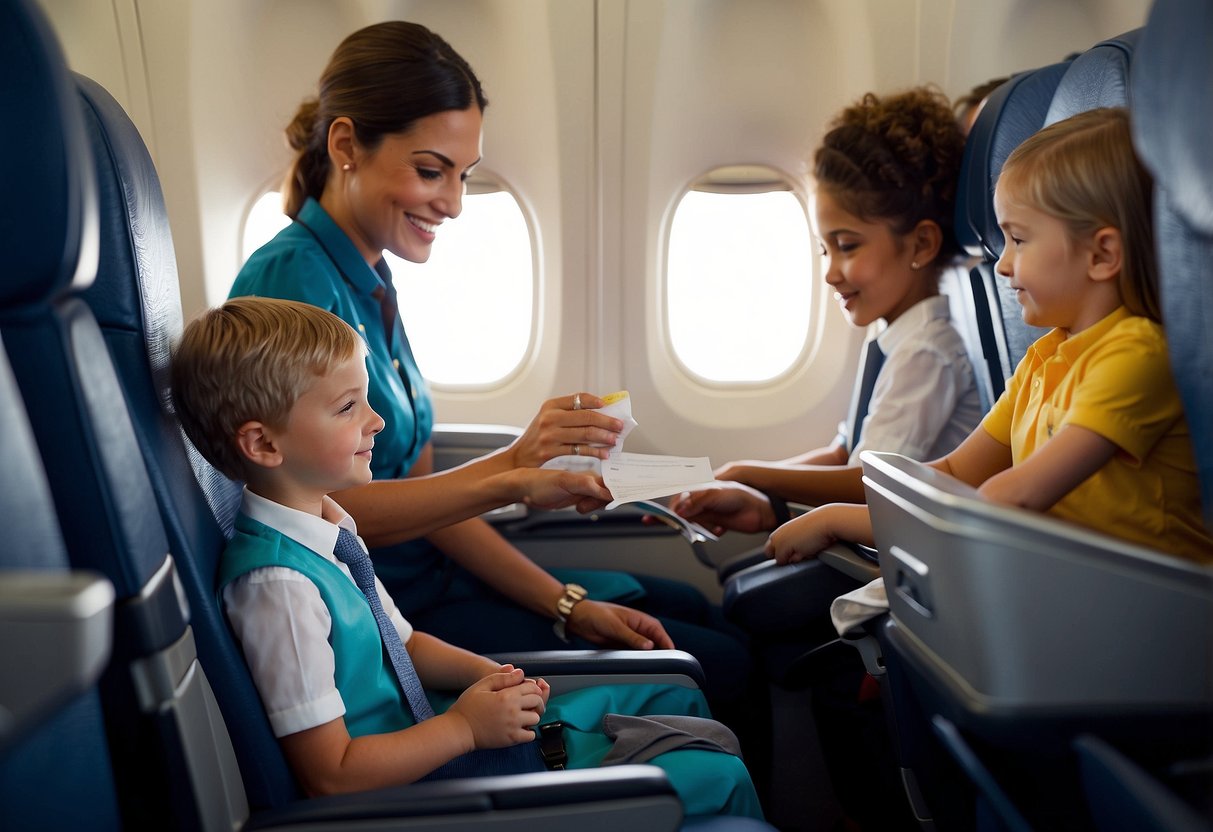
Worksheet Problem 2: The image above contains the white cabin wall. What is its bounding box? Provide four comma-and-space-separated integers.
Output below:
38, 0, 1151, 466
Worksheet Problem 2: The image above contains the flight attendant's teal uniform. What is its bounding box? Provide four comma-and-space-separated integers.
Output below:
217, 515, 763, 819
229, 198, 644, 609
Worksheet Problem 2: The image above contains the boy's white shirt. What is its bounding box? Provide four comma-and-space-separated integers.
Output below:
846, 294, 985, 464
222, 487, 414, 737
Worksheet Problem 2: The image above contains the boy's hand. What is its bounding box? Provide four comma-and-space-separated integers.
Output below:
668, 483, 776, 535
448, 667, 545, 749
516, 469, 611, 512
508, 393, 624, 468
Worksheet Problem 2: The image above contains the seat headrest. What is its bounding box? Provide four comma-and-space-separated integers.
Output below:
0, 0, 97, 309
1131, 0, 1213, 235
76, 73, 184, 414
956, 61, 1071, 261
1044, 29, 1139, 126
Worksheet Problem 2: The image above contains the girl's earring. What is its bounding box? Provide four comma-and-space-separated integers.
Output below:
342, 163, 353, 172
910, 261, 920, 270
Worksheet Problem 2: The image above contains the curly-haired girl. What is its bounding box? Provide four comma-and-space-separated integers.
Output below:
672, 87, 984, 539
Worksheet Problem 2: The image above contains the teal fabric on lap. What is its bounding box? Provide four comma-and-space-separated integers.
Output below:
548, 568, 646, 605
428, 682, 762, 820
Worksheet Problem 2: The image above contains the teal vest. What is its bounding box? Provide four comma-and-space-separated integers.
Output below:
217, 514, 418, 738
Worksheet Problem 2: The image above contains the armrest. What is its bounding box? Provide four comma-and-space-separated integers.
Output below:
0, 569, 114, 743
245, 765, 681, 831
722, 546, 865, 635
486, 649, 705, 696
819, 542, 881, 584
430, 423, 522, 473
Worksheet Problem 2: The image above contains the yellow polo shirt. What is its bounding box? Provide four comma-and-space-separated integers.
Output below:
983, 307, 1212, 563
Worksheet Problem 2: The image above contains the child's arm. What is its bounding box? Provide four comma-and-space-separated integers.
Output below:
763, 503, 875, 565
408, 631, 504, 690
278, 668, 545, 796
930, 427, 1015, 486
976, 425, 1116, 510
931, 423, 1115, 511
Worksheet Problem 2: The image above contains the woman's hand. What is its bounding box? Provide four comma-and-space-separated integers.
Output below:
508, 393, 625, 468
668, 483, 776, 535
511, 469, 612, 513
565, 600, 676, 650
446, 667, 545, 749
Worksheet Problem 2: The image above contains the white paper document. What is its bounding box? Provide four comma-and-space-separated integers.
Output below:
541, 391, 718, 510
602, 452, 717, 510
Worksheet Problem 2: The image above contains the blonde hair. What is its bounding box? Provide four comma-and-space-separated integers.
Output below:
171, 297, 364, 480
999, 107, 1160, 321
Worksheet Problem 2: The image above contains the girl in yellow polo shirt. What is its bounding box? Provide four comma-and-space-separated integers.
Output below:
765, 106, 1213, 565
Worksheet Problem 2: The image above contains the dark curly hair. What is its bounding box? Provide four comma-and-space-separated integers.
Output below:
814, 87, 966, 266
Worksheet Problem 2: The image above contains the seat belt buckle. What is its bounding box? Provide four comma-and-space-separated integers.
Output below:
538, 721, 568, 770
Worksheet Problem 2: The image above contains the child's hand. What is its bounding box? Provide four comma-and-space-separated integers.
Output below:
764, 503, 875, 564
525, 676, 550, 715
447, 667, 545, 749
668, 483, 775, 535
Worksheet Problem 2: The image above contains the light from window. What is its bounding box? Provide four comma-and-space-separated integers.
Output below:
239, 189, 535, 388
667, 189, 813, 382
387, 190, 533, 386
242, 191, 291, 263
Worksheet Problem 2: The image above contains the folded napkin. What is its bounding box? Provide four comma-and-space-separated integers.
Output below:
830, 577, 889, 636
600, 714, 742, 765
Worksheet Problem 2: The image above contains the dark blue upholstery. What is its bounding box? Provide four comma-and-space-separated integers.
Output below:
0, 346, 122, 832
1132, 0, 1213, 527
0, 0, 121, 828
954, 61, 1070, 399
1075, 735, 1212, 832
75, 75, 290, 814
1044, 30, 1139, 126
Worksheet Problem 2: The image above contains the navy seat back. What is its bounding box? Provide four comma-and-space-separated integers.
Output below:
76, 75, 298, 813
1044, 30, 1139, 126
0, 0, 120, 827
1132, 0, 1213, 528
955, 62, 1070, 398
1, 0, 253, 826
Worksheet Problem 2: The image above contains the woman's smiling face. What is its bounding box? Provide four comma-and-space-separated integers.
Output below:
343, 107, 483, 265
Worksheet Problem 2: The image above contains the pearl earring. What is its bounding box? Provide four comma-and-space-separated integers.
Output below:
911, 261, 920, 270
342, 163, 352, 171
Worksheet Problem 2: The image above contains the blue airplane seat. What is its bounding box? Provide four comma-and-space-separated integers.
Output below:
849, 26, 1213, 831
1043, 29, 1139, 126
1132, 0, 1213, 529
1074, 734, 1212, 832
954, 61, 1071, 402
75, 62, 762, 832
0, 0, 120, 828
0, 342, 120, 832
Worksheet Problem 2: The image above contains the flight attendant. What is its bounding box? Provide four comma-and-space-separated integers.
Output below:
230, 21, 752, 724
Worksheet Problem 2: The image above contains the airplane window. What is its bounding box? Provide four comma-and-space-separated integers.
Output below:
241, 191, 291, 263
386, 185, 533, 387
667, 168, 813, 383
240, 183, 534, 388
